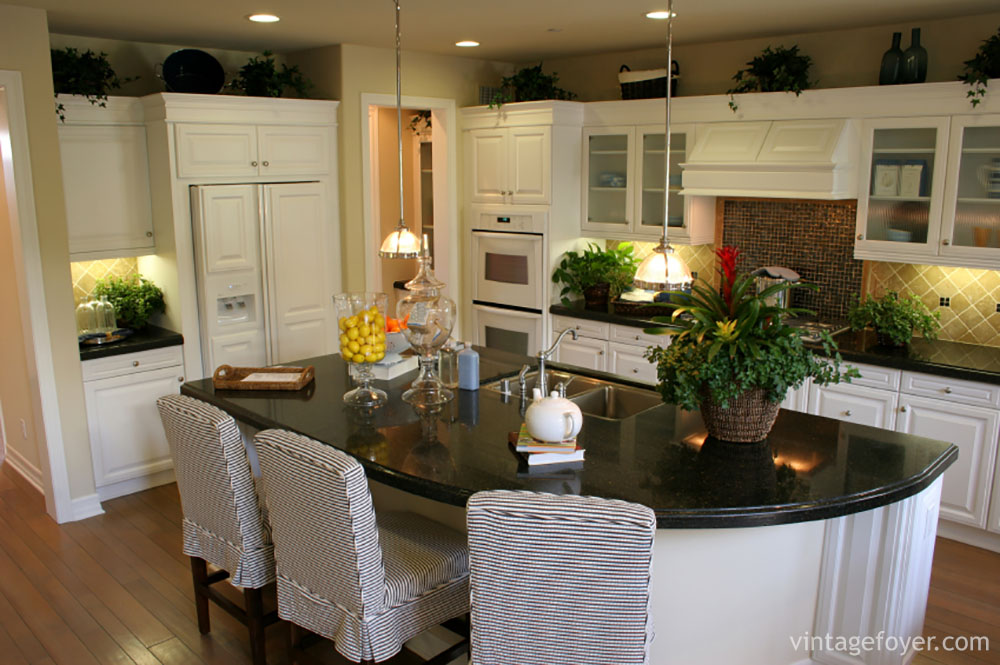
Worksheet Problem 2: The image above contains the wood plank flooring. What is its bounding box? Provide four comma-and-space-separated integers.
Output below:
0, 462, 996, 664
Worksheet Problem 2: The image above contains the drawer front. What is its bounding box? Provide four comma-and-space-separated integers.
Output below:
553, 334, 608, 373
608, 342, 657, 385
551, 315, 610, 340
610, 324, 671, 349
807, 381, 898, 430
900, 371, 1000, 409
846, 362, 901, 391
82, 345, 184, 382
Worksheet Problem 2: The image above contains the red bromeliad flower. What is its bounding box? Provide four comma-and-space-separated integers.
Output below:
715, 245, 741, 309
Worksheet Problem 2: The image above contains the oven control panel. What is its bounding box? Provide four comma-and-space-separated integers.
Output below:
470, 206, 546, 233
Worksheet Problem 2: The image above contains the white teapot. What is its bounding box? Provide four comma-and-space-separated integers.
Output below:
524, 388, 583, 443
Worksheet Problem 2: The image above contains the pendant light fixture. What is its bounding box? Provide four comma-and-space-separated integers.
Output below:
378, 0, 422, 259
632, 0, 693, 291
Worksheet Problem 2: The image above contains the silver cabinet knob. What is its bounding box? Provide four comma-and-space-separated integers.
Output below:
632, 368, 639, 374
944, 387, 953, 394
177, 376, 184, 383
598, 350, 604, 356
635, 335, 641, 341
857, 234, 864, 240
262, 160, 270, 167
251, 160, 258, 167
575, 325, 581, 330
844, 410, 852, 417
900, 405, 908, 412
146, 231, 153, 238
942, 239, 951, 246
132, 360, 140, 367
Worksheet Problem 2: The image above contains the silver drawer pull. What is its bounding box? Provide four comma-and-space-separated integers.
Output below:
251, 160, 258, 167
132, 360, 140, 367
944, 387, 953, 394
900, 405, 908, 412
844, 409, 852, 417
262, 160, 270, 167
598, 350, 604, 356
146, 231, 153, 238
632, 368, 638, 374
635, 335, 641, 341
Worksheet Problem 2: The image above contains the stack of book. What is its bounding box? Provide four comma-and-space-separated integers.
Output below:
508, 424, 585, 467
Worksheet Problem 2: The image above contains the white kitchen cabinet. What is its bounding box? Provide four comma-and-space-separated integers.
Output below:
83, 346, 184, 501
467, 126, 551, 205
58, 97, 155, 259
175, 123, 331, 179
990, 454, 1000, 535
550, 315, 666, 382
808, 381, 899, 429
609, 341, 657, 384
781, 381, 811, 413
552, 332, 608, 373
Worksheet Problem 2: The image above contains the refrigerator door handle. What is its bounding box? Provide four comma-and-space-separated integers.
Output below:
259, 185, 276, 366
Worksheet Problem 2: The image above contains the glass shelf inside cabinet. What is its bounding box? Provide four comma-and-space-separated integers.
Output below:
865, 128, 937, 244
588, 133, 629, 225
952, 125, 1000, 249
640, 133, 686, 230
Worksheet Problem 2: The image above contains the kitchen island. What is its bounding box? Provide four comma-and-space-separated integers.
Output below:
183, 349, 957, 665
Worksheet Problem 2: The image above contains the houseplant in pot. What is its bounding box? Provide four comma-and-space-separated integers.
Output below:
726, 44, 813, 112
50, 47, 137, 122
489, 63, 576, 108
644, 246, 857, 442
847, 291, 940, 347
960, 27, 1000, 107
93, 274, 165, 330
552, 242, 639, 310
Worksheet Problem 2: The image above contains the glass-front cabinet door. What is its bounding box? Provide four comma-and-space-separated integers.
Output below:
855, 117, 950, 262
635, 124, 692, 239
582, 126, 634, 234
941, 114, 1000, 267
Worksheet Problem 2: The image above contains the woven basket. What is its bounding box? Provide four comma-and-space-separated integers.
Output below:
700, 387, 781, 443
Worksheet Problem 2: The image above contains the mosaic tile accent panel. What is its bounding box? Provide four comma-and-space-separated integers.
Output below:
722, 199, 863, 321
610, 241, 719, 288
867, 262, 1000, 348
71, 258, 138, 303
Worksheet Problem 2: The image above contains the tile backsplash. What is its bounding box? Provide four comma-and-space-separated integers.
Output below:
71, 258, 138, 303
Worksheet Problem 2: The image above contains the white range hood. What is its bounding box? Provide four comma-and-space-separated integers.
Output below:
681, 118, 859, 199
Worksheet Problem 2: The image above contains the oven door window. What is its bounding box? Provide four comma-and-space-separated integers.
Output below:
484, 325, 530, 356
484, 252, 529, 285
473, 232, 543, 310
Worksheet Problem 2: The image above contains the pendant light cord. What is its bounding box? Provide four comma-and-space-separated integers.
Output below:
395, 0, 405, 233
661, 0, 674, 249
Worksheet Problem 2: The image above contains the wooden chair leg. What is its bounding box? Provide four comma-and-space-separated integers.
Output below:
244, 586, 266, 665
189, 557, 211, 634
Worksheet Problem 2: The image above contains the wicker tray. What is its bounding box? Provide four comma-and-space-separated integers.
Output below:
611, 299, 674, 318
212, 364, 315, 391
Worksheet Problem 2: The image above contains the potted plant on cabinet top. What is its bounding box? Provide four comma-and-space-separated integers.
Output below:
960, 27, 1000, 107
726, 44, 813, 112
847, 291, 940, 347
489, 63, 576, 108
645, 247, 857, 442
552, 242, 639, 310
50, 47, 137, 122
227, 51, 312, 98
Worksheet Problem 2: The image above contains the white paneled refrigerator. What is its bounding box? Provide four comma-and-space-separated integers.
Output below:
190, 183, 334, 376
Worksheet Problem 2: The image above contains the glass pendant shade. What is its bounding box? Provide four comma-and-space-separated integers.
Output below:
379, 226, 422, 259
633, 241, 693, 291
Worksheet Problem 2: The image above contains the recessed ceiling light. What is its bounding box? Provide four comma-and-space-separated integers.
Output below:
645, 10, 677, 19
248, 13, 280, 23
455, 40, 480, 47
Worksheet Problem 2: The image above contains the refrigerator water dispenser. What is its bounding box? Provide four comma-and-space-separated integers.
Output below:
217, 295, 255, 325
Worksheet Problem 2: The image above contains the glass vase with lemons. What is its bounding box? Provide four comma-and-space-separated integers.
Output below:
335, 292, 389, 406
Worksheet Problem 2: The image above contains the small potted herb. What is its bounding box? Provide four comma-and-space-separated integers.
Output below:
727, 45, 813, 112
490, 63, 576, 108
50, 47, 137, 121
645, 247, 856, 442
960, 28, 1000, 107
552, 243, 638, 310
93, 275, 165, 330
847, 291, 940, 347
227, 51, 312, 98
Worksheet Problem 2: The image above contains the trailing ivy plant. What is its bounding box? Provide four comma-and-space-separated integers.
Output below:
227, 51, 312, 98
50, 47, 137, 121
727, 45, 813, 112
847, 291, 940, 346
93, 275, 165, 330
489, 63, 576, 108
960, 28, 1000, 107
551, 242, 638, 305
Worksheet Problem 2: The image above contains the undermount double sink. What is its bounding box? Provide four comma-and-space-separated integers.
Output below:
483, 370, 663, 421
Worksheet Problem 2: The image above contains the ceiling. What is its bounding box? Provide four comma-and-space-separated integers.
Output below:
11, 0, 1000, 60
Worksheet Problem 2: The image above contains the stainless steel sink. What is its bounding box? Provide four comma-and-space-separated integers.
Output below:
569, 384, 663, 420
482, 370, 604, 398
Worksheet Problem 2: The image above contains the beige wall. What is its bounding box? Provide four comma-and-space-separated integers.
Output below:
537, 11, 1000, 102
49, 33, 275, 97
377, 106, 420, 314
0, 4, 96, 500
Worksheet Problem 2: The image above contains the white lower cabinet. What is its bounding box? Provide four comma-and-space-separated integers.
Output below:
895, 395, 1000, 528
552, 334, 608, 373
808, 381, 899, 429
609, 342, 658, 384
550, 315, 664, 382
83, 346, 184, 501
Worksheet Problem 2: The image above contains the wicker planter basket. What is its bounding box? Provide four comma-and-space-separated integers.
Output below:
700, 387, 781, 443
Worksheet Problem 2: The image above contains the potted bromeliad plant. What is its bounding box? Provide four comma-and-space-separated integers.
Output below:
645, 247, 857, 442
552, 242, 639, 310
847, 291, 940, 347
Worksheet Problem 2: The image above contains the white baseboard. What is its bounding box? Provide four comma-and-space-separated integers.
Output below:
4, 445, 43, 494
69, 493, 104, 521
937, 521, 1000, 554
96, 468, 175, 502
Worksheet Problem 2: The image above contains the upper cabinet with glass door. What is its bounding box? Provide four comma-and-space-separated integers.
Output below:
582, 126, 634, 233
940, 115, 1000, 268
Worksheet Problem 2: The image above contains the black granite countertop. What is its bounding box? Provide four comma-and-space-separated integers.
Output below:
550, 302, 663, 329
181, 348, 956, 529
79, 324, 183, 361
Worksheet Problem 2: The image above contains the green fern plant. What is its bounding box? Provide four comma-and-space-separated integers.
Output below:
727, 45, 813, 112
960, 28, 1000, 107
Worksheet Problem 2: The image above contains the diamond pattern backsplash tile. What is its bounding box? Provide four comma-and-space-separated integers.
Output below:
71, 258, 139, 303
867, 262, 1000, 348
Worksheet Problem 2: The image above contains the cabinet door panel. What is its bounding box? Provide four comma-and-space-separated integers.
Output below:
210, 329, 266, 371
85, 366, 182, 488
807, 382, 898, 429
509, 126, 551, 204
257, 125, 330, 176
264, 183, 332, 364
608, 342, 656, 384
192, 185, 259, 274
553, 335, 608, 373
468, 129, 507, 203
896, 396, 999, 528
175, 124, 258, 178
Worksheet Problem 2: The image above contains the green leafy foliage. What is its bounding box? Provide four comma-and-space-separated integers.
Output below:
489, 63, 576, 108
50, 47, 137, 121
727, 45, 813, 112
960, 28, 1000, 107
847, 291, 940, 346
227, 51, 312, 98
643, 248, 856, 411
93, 275, 165, 330
551, 243, 639, 305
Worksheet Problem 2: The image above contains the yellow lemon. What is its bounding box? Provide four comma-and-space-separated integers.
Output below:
359, 323, 371, 338
374, 314, 384, 327
339, 333, 349, 346
360, 344, 373, 356
375, 351, 385, 362
374, 343, 385, 354
364, 352, 376, 362
346, 327, 360, 340
365, 334, 376, 346
375, 331, 385, 343
339, 318, 348, 331
345, 315, 359, 329
352, 353, 365, 363
347, 340, 360, 353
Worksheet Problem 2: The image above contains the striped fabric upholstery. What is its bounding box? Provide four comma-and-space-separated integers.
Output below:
254, 428, 470, 663
156, 394, 275, 589
466, 490, 657, 665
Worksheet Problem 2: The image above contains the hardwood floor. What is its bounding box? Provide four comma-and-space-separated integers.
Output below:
0, 461, 996, 664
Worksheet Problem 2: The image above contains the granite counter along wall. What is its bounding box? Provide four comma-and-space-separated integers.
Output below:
70, 257, 138, 303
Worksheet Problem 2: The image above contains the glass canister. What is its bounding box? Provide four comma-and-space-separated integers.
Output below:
334, 292, 389, 407
437, 340, 460, 389
95, 295, 117, 333
75, 297, 98, 336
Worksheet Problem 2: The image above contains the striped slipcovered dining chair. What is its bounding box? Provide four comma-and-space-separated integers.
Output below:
253, 428, 470, 664
156, 394, 278, 665
466, 490, 657, 665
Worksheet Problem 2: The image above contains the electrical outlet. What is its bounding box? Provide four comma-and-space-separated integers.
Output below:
19, 418, 27, 439
996, 303, 1000, 314
938, 296, 951, 308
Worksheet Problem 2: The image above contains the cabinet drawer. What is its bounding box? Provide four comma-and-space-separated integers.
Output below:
82, 345, 184, 382
807, 381, 898, 430
609, 342, 657, 384
846, 362, 901, 391
551, 315, 610, 340
610, 324, 670, 349
553, 334, 608, 373
900, 371, 1000, 409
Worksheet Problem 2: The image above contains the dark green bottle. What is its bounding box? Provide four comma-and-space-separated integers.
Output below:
878, 32, 903, 85
902, 28, 928, 84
